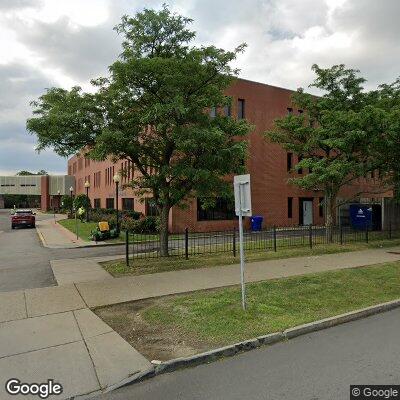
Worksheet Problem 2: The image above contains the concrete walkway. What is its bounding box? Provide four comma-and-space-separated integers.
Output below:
35, 212, 113, 249
75, 246, 400, 308
35, 213, 88, 248
2, 246, 400, 398
0, 295, 152, 399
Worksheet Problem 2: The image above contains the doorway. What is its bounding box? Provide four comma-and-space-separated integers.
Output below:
299, 198, 313, 225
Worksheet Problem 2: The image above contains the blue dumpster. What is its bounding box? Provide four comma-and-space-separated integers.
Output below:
251, 216, 263, 231
349, 204, 372, 230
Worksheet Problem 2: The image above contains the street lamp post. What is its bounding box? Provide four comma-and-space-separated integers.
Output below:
69, 186, 74, 217
84, 181, 90, 222
57, 190, 61, 212
113, 174, 121, 232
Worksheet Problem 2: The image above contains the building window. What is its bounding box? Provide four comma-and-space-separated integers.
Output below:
106, 198, 114, 209
68, 166, 72, 175
319, 197, 324, 217
94, 198, 101, 209
122, 198, 134, 210
209, 106, 216, 118
287, 107, 293, 114
297, 155, 303, 174
298, 109, 303, 114
224, 104, 231, 117
197, 198, 236, 221
287, 153, 293, 172
145, 198, 159, 216
237, 99, 245, 119
94, 171, 101, 188
288, 197, 293, 218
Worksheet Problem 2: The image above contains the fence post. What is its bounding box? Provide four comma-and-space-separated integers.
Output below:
273, 226, 277, 252
309, 225, 313, 249
131, 232, 134, 262
125, 230, 129, 267
389, 221, 392, 239
340, 225, 343, 245
233, 227, 237, 257
185, 227, 189, 260
365, 223, 369, 243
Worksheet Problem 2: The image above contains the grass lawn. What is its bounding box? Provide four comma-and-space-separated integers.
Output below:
57, 219, 124, 242
95, 261, 400, 361
102, 237, 400, 277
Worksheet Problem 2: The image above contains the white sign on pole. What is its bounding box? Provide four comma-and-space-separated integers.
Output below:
233, 174, 252, 311
234, 174, 252, 217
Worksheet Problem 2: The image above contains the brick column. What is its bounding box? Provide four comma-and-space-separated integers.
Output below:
40, 176, 50, 211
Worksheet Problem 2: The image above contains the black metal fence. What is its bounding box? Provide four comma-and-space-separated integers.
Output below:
124, 222, 400, 263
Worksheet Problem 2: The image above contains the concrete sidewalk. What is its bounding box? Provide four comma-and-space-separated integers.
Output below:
0, 301, 153, 399
3, 246, 400, 398
35, 213, 88, 248
35, 212, 115, 249
74, 245, 400, 308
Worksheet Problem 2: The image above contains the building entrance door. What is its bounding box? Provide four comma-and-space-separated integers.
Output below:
300, 198, 313, 225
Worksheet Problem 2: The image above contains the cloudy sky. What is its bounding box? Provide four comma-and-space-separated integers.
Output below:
0, 0, 399, 175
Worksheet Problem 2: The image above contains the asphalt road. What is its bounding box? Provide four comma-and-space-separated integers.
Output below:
97, 308, 400, 400
0, 209, 126, 292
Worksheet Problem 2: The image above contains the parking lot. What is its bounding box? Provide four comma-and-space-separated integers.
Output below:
0, 209, 126, 292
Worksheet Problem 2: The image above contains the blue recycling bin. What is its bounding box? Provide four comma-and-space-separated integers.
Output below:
251, 215, 263, 231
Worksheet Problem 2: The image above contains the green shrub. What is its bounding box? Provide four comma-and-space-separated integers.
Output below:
90, 208, 142, 223
127, 216, 160, 234
61, 195, 73, 211
73, 194, 91, 210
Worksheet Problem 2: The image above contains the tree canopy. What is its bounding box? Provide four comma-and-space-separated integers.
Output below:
266, 64, 394, 230
27, 5, 251, 255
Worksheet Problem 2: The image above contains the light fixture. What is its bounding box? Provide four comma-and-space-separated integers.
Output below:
113, 174, 121, 183
84, 181, 90, 188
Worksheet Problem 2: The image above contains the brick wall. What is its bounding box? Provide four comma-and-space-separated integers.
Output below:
67, 78, 390, 233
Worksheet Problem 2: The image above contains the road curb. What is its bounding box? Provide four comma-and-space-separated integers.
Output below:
120, 298, 400, 386
35, 227, 47, 247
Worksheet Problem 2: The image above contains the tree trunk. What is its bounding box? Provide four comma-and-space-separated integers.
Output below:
325, 193, 337, 243
159, 204, 170, 257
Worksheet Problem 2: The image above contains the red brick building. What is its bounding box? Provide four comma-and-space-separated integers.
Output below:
67, 78, 390, 232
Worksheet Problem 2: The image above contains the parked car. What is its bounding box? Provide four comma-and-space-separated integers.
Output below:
11, 209, 36, 229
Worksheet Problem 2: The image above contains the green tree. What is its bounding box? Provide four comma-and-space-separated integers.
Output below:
365, 78, 400, 198
61, 194, 73, 212
266, 64, 386, 236
16, 170, 34, 176
73, 194, 91, 211
27, 5, 250, 255
16, 170, 48, 175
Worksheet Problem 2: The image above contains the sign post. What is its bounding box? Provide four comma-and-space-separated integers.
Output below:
234, 174, 252, 311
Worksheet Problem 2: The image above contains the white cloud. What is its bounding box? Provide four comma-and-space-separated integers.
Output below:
0, 0, 399, 175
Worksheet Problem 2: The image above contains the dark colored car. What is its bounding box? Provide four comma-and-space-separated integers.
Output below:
11, 209, 36, 229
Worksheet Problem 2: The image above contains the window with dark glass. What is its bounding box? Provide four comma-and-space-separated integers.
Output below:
106, 198, 114, 209
287, 107, 293, 114
288, 197, 293, 218
237, 99, 245, 119
298, 109, 303, 114
297, 155, 303, 174
94, 198, 101, 209
224, 104, 231, 117
197, 198, 236, 221
145, 198, 159, 216
122, 198, 134, 210
287, 153, 293, 172
319, 197, 324, 217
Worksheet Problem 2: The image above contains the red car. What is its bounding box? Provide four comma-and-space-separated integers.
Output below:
11, 209, 36, 229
